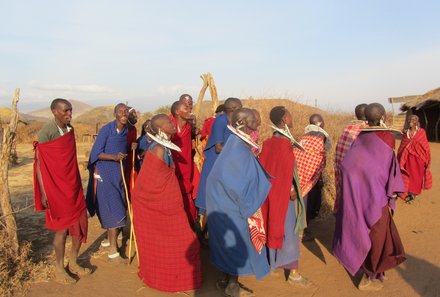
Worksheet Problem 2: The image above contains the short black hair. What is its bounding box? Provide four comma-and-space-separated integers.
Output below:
215, 104, 225, 114
150, 114, 169, 134
309, 113, 324, 125
269, 106, 287, 126
50, 98, 70, 110
170, 101, 181, 117
179, 94, 193, 102
355, 103, 368, 121
365, 103, 385, 126
114, 103, 127, 114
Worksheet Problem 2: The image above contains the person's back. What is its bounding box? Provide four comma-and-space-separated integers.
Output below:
332, 103, 405, 291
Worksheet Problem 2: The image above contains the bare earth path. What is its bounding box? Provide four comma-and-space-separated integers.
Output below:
10, 142, 440, 297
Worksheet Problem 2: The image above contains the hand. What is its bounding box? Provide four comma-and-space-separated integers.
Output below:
114, 153, 127, 161
290, 186, 297, 201
131, 142, 138, 150
41, 194, 48, 208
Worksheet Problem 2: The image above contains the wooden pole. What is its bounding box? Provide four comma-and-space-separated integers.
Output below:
0, 88, 20, 253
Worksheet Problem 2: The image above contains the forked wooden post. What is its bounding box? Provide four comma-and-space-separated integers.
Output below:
0, 88, 20, 253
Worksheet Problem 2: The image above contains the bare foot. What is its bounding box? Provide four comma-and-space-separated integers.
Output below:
68, 261, 91, 277
288, 271, 316, 288
53, 268, 76, 285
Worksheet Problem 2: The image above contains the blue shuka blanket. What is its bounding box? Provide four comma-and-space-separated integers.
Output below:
86, 121, 128, 229
206, 134, 271, 279
195, 113, 232, 213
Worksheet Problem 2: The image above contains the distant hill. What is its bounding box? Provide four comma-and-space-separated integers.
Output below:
27, 99, 94, 119
74, 106, 114, 125
0, 107, 46, 123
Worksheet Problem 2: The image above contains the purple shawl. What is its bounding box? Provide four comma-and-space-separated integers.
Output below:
332, 132, 405, 276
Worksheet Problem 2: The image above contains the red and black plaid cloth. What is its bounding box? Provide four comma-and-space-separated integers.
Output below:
333, 121, 365, 213
294, 133, 326, 197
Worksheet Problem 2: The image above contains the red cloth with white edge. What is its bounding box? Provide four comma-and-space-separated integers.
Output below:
33, 131, 87, 242
293, 133, 326, 197
132, 150, 202, 292
397, 128, 432, 197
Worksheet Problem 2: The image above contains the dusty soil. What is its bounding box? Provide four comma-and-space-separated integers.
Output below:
9, 142, 440, 297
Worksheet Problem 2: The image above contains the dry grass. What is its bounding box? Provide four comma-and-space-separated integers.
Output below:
0, 229, 51, 297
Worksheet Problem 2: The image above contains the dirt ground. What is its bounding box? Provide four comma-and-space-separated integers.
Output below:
8, 142, 440, 297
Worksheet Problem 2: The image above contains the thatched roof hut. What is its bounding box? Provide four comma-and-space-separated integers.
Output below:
389, 87, 440, 142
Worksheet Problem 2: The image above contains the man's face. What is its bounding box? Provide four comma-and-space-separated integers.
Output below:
181, 96, 193, 111
115, 105, 129, 126
177, 104, 192, 121
226, 102, 242, 115
409, 116, 419, 128
53, 102, 73, 125
282, 110, 293, 129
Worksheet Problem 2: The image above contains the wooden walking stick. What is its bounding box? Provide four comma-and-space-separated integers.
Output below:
120, 159, 139, 265
127, 149, 138, 263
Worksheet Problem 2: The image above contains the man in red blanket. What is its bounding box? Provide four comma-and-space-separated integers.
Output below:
333, 104, 367, 214
132, 114, 202, 293
169, 101, 200, 225
125, 107, 138, 194
397, 115, 432, 203
34, 98, 90, 284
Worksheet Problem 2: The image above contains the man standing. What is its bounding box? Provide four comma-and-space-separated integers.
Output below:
34, 98, 90, 284
125, 107, 138, 194
333, 103, 406, 291
333, 104, 367, 214
86, 103, 129, 262
195, 97, 242, 216
397, 115, 432, 203
259, 106, 312, 288
206, 108, 271, 297
169, 101, 198, 225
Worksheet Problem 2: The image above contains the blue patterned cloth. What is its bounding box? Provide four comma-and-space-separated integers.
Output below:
195, 113, 232, 214
206, 134, 271, 279
86, 121, 128, 229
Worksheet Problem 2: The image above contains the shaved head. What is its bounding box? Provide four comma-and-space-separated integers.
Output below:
150, 114, 171, 134
365, 103, 386, 126
270, 106, 287, 126
50, 98, 70, 110
355, 103, 368, 121
309, 113, 325, 128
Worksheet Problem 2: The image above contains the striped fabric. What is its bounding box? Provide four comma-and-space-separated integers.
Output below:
248, 208, 266, 254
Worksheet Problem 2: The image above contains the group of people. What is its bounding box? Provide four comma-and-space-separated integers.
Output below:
33, 95, 432, 295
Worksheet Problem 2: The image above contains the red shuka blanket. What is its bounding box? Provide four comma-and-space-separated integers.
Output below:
293, 133, 326, 197
33, 131, 87, 234
260, 137, 295, 249
397, 128, 432, 197
170, 115, 199, 224
125, 125, 138, 194
132, 151, 202, 292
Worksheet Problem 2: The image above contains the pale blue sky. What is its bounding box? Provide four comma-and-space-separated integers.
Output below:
1, 0, 439, 112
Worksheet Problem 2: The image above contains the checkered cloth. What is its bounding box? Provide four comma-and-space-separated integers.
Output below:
247, 208, 266, 254
333, 121, 366, 213
294, 133, 326, 197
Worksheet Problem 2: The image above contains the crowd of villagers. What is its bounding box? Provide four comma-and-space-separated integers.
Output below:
33, 94, 432, 296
